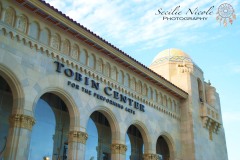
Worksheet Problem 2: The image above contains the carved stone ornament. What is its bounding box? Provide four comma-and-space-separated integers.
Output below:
97, 59, 103, 72
71, 45, 79, 60
50, 35, 60, 50
9, 114, 35, 131
177, 62, 193, 73
4, 8, 14, 26
111, 144, 127, 154
202, 117, 221, 140
68, 131, 88, 144
143, 153, 160, 160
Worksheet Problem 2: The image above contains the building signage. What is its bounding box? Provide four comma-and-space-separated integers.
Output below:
54, 61, 145, 115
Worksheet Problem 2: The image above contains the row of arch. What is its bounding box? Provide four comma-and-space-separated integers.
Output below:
0, 3, 180, 115
0, 64, 175, 160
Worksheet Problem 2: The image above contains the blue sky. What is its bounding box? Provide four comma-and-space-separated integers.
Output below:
45, 0, 240, 159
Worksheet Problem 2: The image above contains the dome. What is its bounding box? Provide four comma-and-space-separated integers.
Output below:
151, 48, 192, 65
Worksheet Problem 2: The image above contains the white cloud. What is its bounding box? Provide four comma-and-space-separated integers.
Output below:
45, 0, 239, 52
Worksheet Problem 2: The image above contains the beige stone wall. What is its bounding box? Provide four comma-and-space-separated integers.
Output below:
0, 1, 185, 159
0, 1, 228, 160
191, 68, 228, 160
150, 52, 228, 160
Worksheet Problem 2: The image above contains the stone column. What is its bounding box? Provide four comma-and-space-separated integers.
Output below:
68, 131, 88, 160
111, 143, 127, 160
4, 114, 35, 160
143, 153, 160, 160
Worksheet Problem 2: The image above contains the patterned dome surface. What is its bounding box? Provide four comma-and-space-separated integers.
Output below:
151, 48, 192, 65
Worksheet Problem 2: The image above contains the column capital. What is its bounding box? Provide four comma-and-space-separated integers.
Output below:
9, 114, 35, 130
68, 131, 88, 144
143, 153, 160, 160
111, 143, 127, 154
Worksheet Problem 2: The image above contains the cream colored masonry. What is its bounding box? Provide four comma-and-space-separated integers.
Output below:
0, 1, 183, 120
0, 1, 186, 160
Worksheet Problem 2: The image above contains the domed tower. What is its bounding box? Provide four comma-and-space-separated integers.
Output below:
149, 49, 228, 160
149, 48, 194, 92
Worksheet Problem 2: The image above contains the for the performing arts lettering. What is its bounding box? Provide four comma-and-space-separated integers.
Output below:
104, 87, 145, 112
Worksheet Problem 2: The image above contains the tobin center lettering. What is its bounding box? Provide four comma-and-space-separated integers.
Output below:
54, 61, 145, 114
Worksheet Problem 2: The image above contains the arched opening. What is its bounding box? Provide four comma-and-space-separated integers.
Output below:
126, 125, 144, 160
85, 111, 112, 160
197, 78, 204, 103
0, 76, 13, 158
156, 136, 170, 160
28, 21, 40, 40
124, 74, 130, 88
29, 93, 70, 160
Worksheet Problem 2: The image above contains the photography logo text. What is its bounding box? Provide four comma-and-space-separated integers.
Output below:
155, 3, 236, 25
155, 5, 214, 21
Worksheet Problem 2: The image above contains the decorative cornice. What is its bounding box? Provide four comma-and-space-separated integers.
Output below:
143, 153, 160, 160
9, 114, 35, 130
111, 144, 127, 154
68, 131, 88, 144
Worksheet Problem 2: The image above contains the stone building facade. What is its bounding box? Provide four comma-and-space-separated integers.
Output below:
0, 0, 228, 160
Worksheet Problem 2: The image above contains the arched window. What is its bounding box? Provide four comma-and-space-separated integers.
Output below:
111, 66, 117, 80
168, 98, 172, 110
136, 80, 142, 93
3, 7, 15, 27
62, 39, 70, 55
197, 78, 204, 103
29, 93, 70, 160
126, 125, 144, 160
97, 59, 103, 73
0, 3, 2, 18
39, 28, 50, 45
88, 53, 96, 69
131, 77, 136, 91
50, 34, 61, 50
142, 84, 147, 96
71, 44, 79, 60
0, 76, 13, 155
117, 70, 124, 84
158, 93, 163, 105
104, 63, 111, 77
85, 111, 111, 160
163, 95, 167, 107
153, 90, 157, 102
28, 21, 40, 40
124, 73, 130, 88
80, 49, 87, 65
156, 136, 170, 160
16, 15, 28, 33
148, 87, 153, 100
